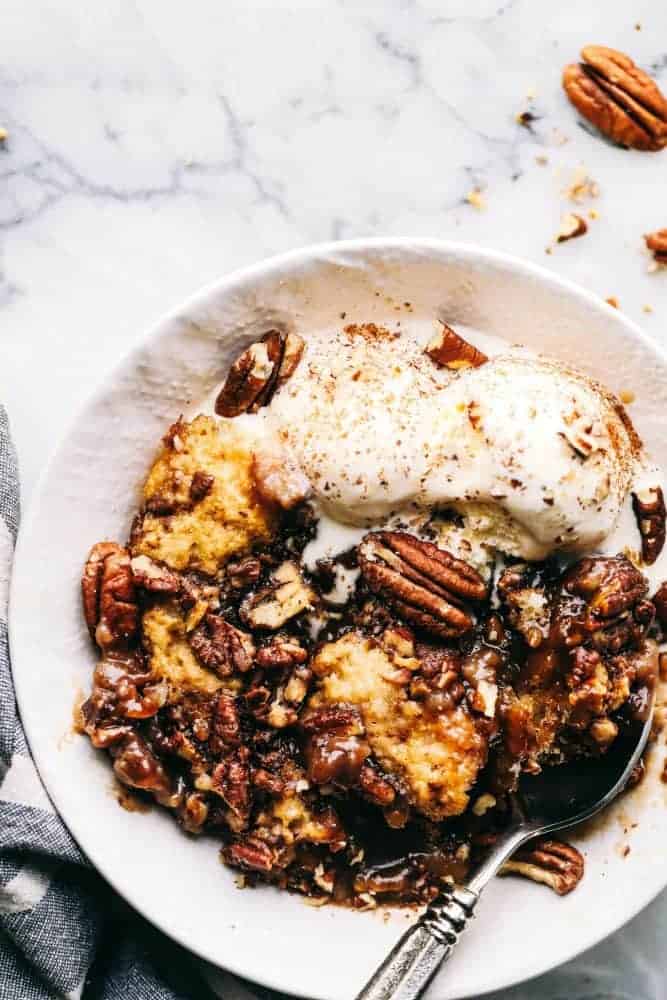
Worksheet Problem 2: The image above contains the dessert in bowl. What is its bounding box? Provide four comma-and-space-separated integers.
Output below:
10, 240, 667, 999
79, 313, 666, 908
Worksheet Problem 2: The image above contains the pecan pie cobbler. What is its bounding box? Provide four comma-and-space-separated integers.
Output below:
80, 321, 666, 907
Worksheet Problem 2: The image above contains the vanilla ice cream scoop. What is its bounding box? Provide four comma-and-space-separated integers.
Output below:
266, 326, 643, 560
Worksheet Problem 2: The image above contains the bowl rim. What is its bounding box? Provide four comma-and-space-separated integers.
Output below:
10, 236, 667, 999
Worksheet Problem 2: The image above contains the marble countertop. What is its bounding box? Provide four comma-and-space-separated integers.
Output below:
2, 1, 667, 998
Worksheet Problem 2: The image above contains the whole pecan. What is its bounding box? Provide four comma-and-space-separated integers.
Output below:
499, 837, 584, 895
563, 46, 667, 151
358, 531, 486, 638
215, 330, 304, 418
211, 745, 252, 826
189, 613, 255, 676
645, 228, 667, 265
632, 485, 666, 564
425, 322, 488, 371
82, 542, 139, 651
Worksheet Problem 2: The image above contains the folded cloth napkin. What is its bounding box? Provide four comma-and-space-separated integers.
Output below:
1, 402, 666, 1000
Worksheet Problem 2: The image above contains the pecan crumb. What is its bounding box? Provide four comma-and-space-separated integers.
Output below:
499, 838, 584, 895
425, 322, 488, 371
465, 188, 485, 210
557, 213, 588, 243
644, 229, 667, 265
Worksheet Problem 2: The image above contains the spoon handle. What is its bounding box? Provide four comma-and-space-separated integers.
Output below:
354, 886, 478, 1000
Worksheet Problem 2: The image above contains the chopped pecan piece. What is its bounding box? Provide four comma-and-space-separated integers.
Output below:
224, 838, 279, 873
82, 542, 139, 651
189, 471, 215, 503
645, 228, 667, 265
358, 762, 396, 806
130, 554, 182, 594
632, 486, 666, 564
358, 531, 486, 638
425, 322, 488, 371
215, 330, 304, 418
190, 614, 255, 676
567, 646, 609, 721
179, 792, 209, 833
499, 838, 584, 895
266, 663, 313, 728
240, 561, 316, 630
256, 633, 308, 670
110, 733, 178, 808
211, 746, 252, 827
210, 692, 242, 750
226, 555, 262, 590
251, 447, 311, 510
563, 46, 667, 151
562, 555, 648, 631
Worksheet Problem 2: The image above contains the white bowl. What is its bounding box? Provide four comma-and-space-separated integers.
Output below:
10, 239, 667, 1000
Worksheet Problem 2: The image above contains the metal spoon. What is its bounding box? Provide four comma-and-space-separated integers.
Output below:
355, 691, 655, 1000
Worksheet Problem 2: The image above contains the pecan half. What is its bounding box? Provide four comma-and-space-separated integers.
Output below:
632, 486, 666, 564
82, 542, 139, 651
240, 561, 316, 630
563, 46, 667, 151
425, 322, 488, 371
499, 838, 584, 895
189, 470, 215, 503
358, 532, 486, 638
189, 613, 256, 676
224, 838, 278, 873
215, 330, 304, 418
645, 228, 667, 265
211, 746, 252, 828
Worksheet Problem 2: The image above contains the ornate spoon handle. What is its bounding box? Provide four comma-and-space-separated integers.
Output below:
355, 886, 478, 1000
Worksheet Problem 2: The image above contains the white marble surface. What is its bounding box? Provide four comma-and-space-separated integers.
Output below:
1, 1, 667, 997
